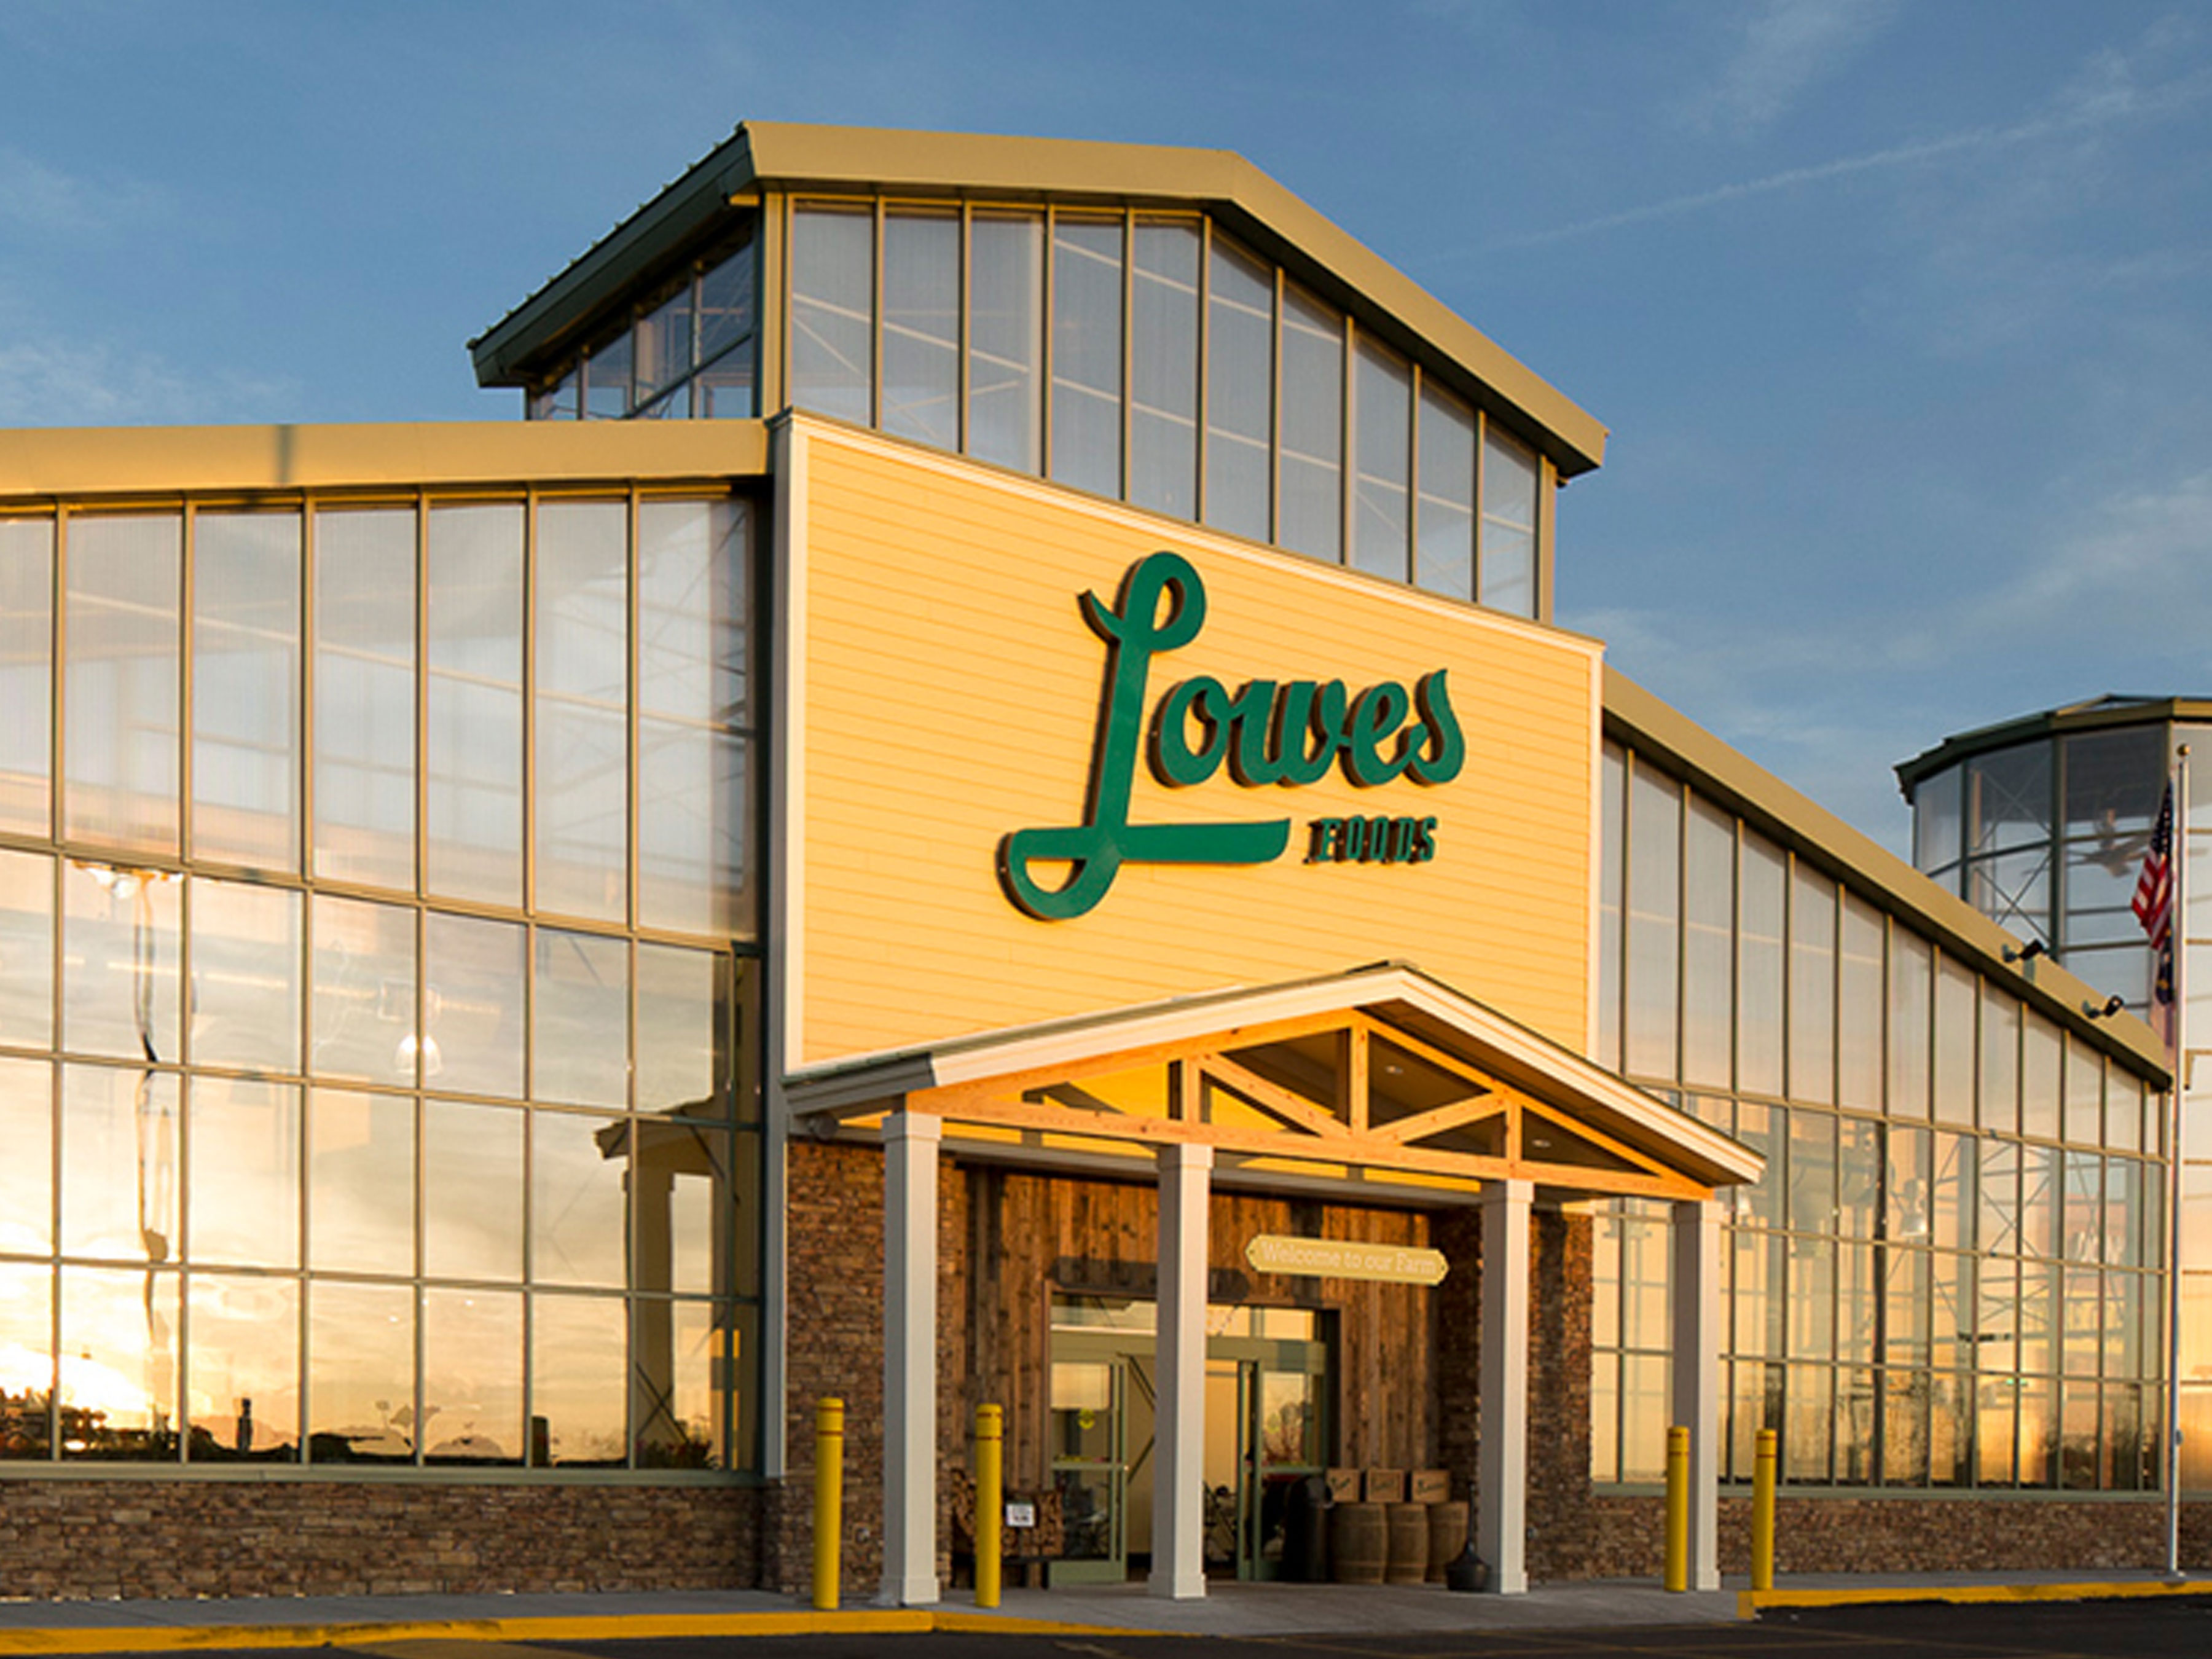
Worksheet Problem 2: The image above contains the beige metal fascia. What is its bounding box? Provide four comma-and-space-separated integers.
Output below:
0, 420, 771, 501
1604, 665, 2172, 1086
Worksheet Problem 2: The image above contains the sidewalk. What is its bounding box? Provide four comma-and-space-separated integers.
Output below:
0, 1571, 2205, 1652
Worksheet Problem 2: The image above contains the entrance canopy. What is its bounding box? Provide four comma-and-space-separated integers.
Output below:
785, 962, 1761, 1203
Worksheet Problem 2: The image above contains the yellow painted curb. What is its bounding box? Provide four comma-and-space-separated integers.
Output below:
0, 1607, 1186, 1655
1741, 1578, 2212, 1618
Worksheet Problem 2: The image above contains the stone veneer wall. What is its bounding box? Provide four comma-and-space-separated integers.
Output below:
1586, 1492, 2212, 1578
0, 1483, 758, 1600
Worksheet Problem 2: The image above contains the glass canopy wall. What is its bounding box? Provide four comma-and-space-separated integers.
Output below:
778, 200, 1544, 618
0, 498, 761, 1476
1909, 713, 2212, 1486
1593, 741, 2167, 1492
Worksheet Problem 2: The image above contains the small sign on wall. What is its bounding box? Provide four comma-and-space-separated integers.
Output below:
1326, 1468, 1360, 1503
1411, 1469, 1451, 1504
1364, 1468, 1406, 1504
1005, 1501, 1037, 1529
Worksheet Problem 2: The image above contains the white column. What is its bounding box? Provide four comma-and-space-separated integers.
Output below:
1150, 1142, 1213, 1601
1670, 1197, 1723, 1592
880, 1111, 941, 1606
1477, 1179, 1532, 1594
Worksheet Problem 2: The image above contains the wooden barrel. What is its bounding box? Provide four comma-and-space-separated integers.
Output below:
1426, 1500, 1469, 1583
1385, 1502, 1429, 1585
1328, 1501, 1387, 1583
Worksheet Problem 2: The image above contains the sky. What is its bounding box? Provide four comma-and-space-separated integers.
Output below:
4, 0, 2210, 857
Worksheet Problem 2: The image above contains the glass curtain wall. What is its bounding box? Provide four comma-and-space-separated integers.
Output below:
0, 496, 761, 1477
775, 199, 1548, 619
1593, 740, 2165, 1491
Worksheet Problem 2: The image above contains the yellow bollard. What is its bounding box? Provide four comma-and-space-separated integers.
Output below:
814, 1397, 844, 1612
975, 1403, 1004, 1609
1663, 1424, 1689, 1592
1751, 1426, 1778, 1593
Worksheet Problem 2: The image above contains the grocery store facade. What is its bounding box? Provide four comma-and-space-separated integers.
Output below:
0, 124, 2192, 1601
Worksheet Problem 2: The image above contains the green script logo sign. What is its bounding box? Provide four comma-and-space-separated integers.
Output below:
998, 551, 1464, 920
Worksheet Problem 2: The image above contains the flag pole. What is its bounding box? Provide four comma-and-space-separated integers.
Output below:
2167, 743, 2189, 1581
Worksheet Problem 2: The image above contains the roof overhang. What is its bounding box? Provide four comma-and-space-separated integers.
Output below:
785, 962, 1761, 1201
469, 121, 1607, 479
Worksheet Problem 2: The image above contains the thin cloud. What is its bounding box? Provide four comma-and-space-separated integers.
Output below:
1697, 0, 1903, 135
1488, 49, 2212, 251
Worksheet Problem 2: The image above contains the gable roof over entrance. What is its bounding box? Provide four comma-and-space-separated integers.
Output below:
785, 962, 1762, 1203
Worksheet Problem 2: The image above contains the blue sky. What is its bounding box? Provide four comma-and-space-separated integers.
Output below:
5, 1, 2210, 855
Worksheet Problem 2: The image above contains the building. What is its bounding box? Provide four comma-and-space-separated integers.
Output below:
1899, 698, 2212, 1489
0, 122, 2193, 1602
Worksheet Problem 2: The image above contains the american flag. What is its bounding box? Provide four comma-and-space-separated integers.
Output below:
2133, 780, 2175, 1006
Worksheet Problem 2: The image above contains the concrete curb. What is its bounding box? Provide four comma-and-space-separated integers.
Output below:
0, 1610, 1181, 1655
1740, 1577, 2212, 1618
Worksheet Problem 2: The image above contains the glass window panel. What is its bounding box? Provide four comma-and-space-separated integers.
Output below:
638, 498, 749, 731
2106, 1070, 2143, 1155
1836, 1118, 1880, 1240
1837, 1240, 1877, 1362
1682, 797, 1733, 1089
1620, 1212, 1669, 1350
2063, 844, 2158, 948
0, 1258, 52, 1458
1912, 764, 1962, 876
63, 514, 180, 852
532, 1108, 629, 1288
1735, 1101, 1784, 1231
424, 912, 525, 1100
312, 507, 416, 891
2020, 1144, 2059, 1258
529, 366, 578, 422
1932, 957, 1975, 1127
1620, 1353, 1669, 1483
1415, 384, 1475, 601
423, 1098, 522, 1282
1787, 1236, 1835, 1359
534, 928, 628, 1108
530, 1292, 627, 1466
696, 351, 755, 419
309, 893, 416, 1086
2063, 727, 2163, 839
1931, 1131, 1974, 1251
790, 205, 874, 424
1929, 1253, 1971, 1374
2063, 1040, 2103, 1147
1966, 744, 2052, 855
426, 504, 523, 904
1349, 339, 1410, 581
2063, 1267, 2102, 1379
59, 1264, 176, 1459
186, 1273, 298, 1461
632, 1298, 728, 1469
1049, 216, 1124, 498
1979, 986, 2020, 1136
882, 210, 960, 449
1964, 847, 2052, 946
1597, 743, 1624, 1071
63, 862, 181, 1064
2014, 1376, 2056, 1486
1887, 1124, 1930, 1244
0, 517, 53, 834
306, 1281, 415, 1463
1278, 282, 1343, 562
2109, 1157, 2146, 1269
535, 499, 629, 922
1625, 763, 1681, 1081
190, 511, 299, 871
1203, 236, 1273, 542
1789, 1110, 1837, 1236
633, 276, 694, 406
1885, 1247, 1929, 1367
636, 944, 730, 1117
1789, 865, 1836, 1105
1979, 1255, 2018, 1371
1480, 425, 1540, 618
1887, 930, 1931, 1120
1783, 1363, 1832, 1481
0, 1056, 51, 1256
582, 329, 633, 420
1837, 895, 1883, 1111
2022, 1011, 2061, 1139
189, 878, 300, 1074
186, 1077, 299, 1268
2106, 1269, 2143, 1379
968, 211, 1043, 473
2062, 1150, 2104, 1266
1732, 1226, 1785, 1354
638, 724, 753, 939
1881, 1365, 1929, 1485
307, 1087, 414, 1275
0, 848, 53, 1048
1976, 1378, 2019, 1486
630, 1122, 734, 1298
1738, 830, 1785, 1096
1728, 1359, 1781, 1480
697, 221, 758, 368
423, 1287, 522, 1463
1837, 1367, 1878, 1484
1589, 1350, 1618, 1483
1129, 219, 1199, 519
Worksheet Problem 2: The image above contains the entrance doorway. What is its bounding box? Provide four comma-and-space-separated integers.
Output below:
1048, 1297, 1327, 1583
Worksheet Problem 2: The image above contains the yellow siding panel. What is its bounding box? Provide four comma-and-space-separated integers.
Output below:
792, 427, 1599, 1066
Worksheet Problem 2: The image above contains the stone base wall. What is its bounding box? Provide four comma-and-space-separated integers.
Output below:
1585, 1491, 2212, 1579
0, 1480, 759, 1601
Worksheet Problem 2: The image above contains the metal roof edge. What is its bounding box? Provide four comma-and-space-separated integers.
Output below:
1894, 695, 2212, 800
1603, 667, 2173, 1088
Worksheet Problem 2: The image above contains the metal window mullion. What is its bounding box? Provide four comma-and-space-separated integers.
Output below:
1267, 264, 1282, 546
870, 198, 885, 429
957, 203, 973, 456
1194, 216, 1212, 525
49, 508, 64, 845
414, 493, 429, 906
176, 1072, 193, 1464
1472, 409, 1486, 604
1119, 206, 1134, 504
1040, 205, 1057, 480
1406, 361, 1422, 587
180, 504, 196, 863
1337, 311, 1354, 565
522, 489, 539, 920
300, 502, 317, 885
43, 1021, 58, 1463
1673, 772, 1688, 1088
